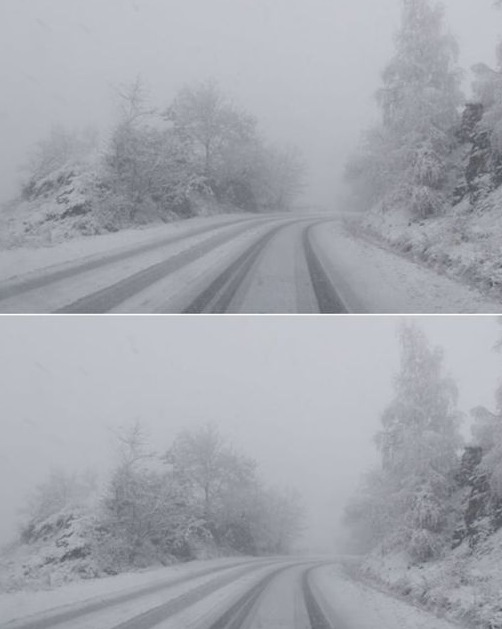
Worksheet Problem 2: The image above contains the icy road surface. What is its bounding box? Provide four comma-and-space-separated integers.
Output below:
0, 213, 499, 313
0, 558, 463, 629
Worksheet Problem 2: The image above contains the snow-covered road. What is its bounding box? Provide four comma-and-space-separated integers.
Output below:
0, 213, 499, 313
0, 558, 464, 629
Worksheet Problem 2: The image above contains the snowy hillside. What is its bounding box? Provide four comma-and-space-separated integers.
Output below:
0, 508, 103, 591
344, 1, 502, 304
0, 82, 305, 252
352, 185, 502, 302
0, 425, 304, 594
0, 156, 226, 251
360, 530, 502, 628
344, 323, 502, 629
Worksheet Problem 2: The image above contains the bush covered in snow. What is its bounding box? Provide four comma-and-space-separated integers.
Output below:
0, 423, 304, 593
0, 80, 305, 250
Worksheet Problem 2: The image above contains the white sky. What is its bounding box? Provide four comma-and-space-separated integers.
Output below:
1, 315, 501, 549
0, 0, 501, 204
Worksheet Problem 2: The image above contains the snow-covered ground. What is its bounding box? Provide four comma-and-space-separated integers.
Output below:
356, 530, 502, 629
353, 186, 502, 309
313, 220, 502, 313
0, 557, 262, 626
2, 212, 499, 314
5, 551, 496, 628
0, 213, 258, 285
313, 564, 463, 629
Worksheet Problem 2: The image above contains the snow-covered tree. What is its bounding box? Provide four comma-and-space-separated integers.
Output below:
376, 323, 463, 560
101, 422, 205, 567
165, 81, 256, 182
468, 42, 502, 194
345, 324, 463, 561
165, 424, 304, 555
165, 424, 256, 521
347, 0, 463, 218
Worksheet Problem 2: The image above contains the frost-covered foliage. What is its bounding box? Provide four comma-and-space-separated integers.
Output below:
6, 80, 305, 248
165, 424, 304, 557
346, 323, 463, 562
377, 324, 462, 560
347, 0, 463, 219
345, 5, 502, 301
2, 423, 304, 592
163, 81, 305, 213
348, 321, 502, 629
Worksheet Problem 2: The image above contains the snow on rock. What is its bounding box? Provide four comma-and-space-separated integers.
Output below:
0, 508, 106, 592
0, 154, 240, 252
0, 158, 105, 249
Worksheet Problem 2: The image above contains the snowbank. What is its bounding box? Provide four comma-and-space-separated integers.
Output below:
358, 530, 502, 628
313, 221, 501, 313
313, 563, 461, 629
0, 556, 253, 625
0, 213, 252, 285
354, 186, 502, 303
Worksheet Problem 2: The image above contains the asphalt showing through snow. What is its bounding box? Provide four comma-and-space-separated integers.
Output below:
0, 214, 347, 313
4, 560, 337, 629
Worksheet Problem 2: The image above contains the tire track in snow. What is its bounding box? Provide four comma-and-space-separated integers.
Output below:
55, 220, 287, 313
303, 223, 349, 314
0, 216, 266, 304
181, 222, 295, 313
183, 218, 338, 314
4, 561, 276, 629
302, 568, 334, 629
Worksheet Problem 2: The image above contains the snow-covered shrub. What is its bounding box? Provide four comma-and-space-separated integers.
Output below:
409, 184, 445, 218
409, 528, 442, 562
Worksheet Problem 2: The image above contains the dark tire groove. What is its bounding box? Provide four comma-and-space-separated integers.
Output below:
54, 222, 272, 313
302, 568, 333, 629
108, 563, 274, 629
303, 225, 348, 314
0, 216, 264, 304
5, 561, 269, 629
183, 223, 288, 314
207, 566, 287, 629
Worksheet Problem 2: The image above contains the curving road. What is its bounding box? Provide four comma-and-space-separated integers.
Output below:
3, 558, 340, 629
0, 214, 350, 314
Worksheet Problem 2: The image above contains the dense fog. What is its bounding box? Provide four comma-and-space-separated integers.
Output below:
1, 316, 500, 551
0, 0, 500, 205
